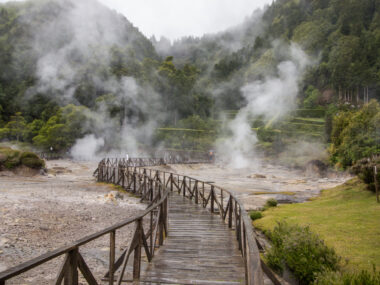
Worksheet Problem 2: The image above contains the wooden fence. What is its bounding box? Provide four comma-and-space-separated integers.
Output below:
0, 162, 169, 285
0, 157, 266, 285
97, 158, 264, 285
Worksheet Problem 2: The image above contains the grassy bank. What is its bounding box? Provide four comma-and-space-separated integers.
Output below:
0, 147, 45, 170
254, 178, 380, 272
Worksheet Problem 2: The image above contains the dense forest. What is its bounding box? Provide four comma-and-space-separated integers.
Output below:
0, 0, 379, 168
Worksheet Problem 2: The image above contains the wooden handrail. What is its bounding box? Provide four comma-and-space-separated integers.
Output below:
101, 159, 264, 284
0, 158, 264, 285
0, 164, 170, 285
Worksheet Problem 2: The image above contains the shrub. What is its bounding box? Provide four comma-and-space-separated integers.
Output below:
0, 147, 21, 169
314, 267, 380, 285
329, 100, 380, 168
352, 157, 380, 193
266, 221, 341, 284
0, 148, 45, 170
250, 211, 263, 221
265, 198, 278, 208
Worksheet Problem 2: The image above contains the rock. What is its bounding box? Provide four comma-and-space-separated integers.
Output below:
108, 191, 124, 200
305, 160, 328, 177
0, 238, 9, 246
248, 174, 267, 179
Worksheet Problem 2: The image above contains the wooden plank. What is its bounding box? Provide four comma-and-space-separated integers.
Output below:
77, 253, 98, 285
54, 253, 70, 285
109, 231, 115, 285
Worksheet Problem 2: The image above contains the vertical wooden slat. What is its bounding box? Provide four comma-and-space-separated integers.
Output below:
133, 219, 142, 280
150, 211, 153, 255
210, 186, 215, 213
195, 181, 199, 204
228, 197, 233, 228
202, 182, 205, 207
109, 231, 115, 285
183, 177, 186, 197
64, 249, 78, 285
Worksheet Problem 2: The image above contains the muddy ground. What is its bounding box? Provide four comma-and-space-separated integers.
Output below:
155, 162, 350, 210
0, 160, 145, 284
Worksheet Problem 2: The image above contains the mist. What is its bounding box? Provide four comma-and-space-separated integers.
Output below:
216, 44, 312, 168
19, 0, 164, 159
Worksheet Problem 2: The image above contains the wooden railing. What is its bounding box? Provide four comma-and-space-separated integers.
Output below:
98, 158, 264, 285
0, 164, 169, 285
0, 157, 265, 285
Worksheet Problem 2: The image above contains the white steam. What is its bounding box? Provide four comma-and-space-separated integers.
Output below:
217, 44, 312, 168
20, 0, 163, 159
70, 134, 104, 160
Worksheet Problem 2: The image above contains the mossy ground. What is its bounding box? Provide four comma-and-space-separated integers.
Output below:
0, 147, 45, 170
254, 178, 380, 272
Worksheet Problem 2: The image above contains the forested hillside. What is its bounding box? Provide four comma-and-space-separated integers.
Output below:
159, 0, 380, 109
0, 0, 379, 164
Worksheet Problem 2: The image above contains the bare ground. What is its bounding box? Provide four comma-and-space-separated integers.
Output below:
0, 160, 145, 284
154, 162, 350, 210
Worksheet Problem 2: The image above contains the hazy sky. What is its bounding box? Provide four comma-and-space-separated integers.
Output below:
98, 0, 271, 40
0, 0, 272, 40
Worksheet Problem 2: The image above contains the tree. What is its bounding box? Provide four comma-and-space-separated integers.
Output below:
5, 112, 26, 141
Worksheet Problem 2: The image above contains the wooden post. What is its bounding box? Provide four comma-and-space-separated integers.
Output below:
133, 219, 142, 280
235, 201, 238, 233
202, 182, 205, 207
228, 197, 233, 228
109, 231, 115, 285
159, 204, 164, 246
221, 189, 224, 216
150, 211, 153, 254
183, 177, 186, 197
210, 186, 215, 213
64, 249, 78, 285
195, 181, 198, 204
375, 165, 379, 203
133, 170, 137, 193
164, 197, 169, 236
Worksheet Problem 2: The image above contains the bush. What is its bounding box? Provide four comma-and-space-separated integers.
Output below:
265, 198, 278, 208
250, 211, 263, 221
0, 147, 21, 169
0, 148, 44, 170
329, 100, 380, 168
352, 157, 380, 193
266, 221, 341, 284
314, 267, 380, 285
20, 152, 45, 169
294, 109, 326, 118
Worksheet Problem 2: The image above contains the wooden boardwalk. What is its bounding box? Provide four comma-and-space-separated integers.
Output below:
140, 193, 245, 284
0, 160, 266, 285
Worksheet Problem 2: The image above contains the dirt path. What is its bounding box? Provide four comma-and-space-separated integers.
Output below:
0, 160, 144, 284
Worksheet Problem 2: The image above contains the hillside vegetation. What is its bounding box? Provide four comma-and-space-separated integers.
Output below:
0, 0, 378, 167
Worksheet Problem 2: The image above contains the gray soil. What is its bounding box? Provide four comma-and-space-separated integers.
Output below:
154, 162, 350, 210
0, 160, 145, 284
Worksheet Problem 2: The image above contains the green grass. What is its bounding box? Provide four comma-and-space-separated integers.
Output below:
253, 178, 380, 272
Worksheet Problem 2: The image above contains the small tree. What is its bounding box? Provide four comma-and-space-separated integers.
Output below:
6, 112, 26, 141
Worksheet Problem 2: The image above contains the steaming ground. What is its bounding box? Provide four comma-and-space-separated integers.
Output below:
0, 160, 144, 284
155, 162, 350, 210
